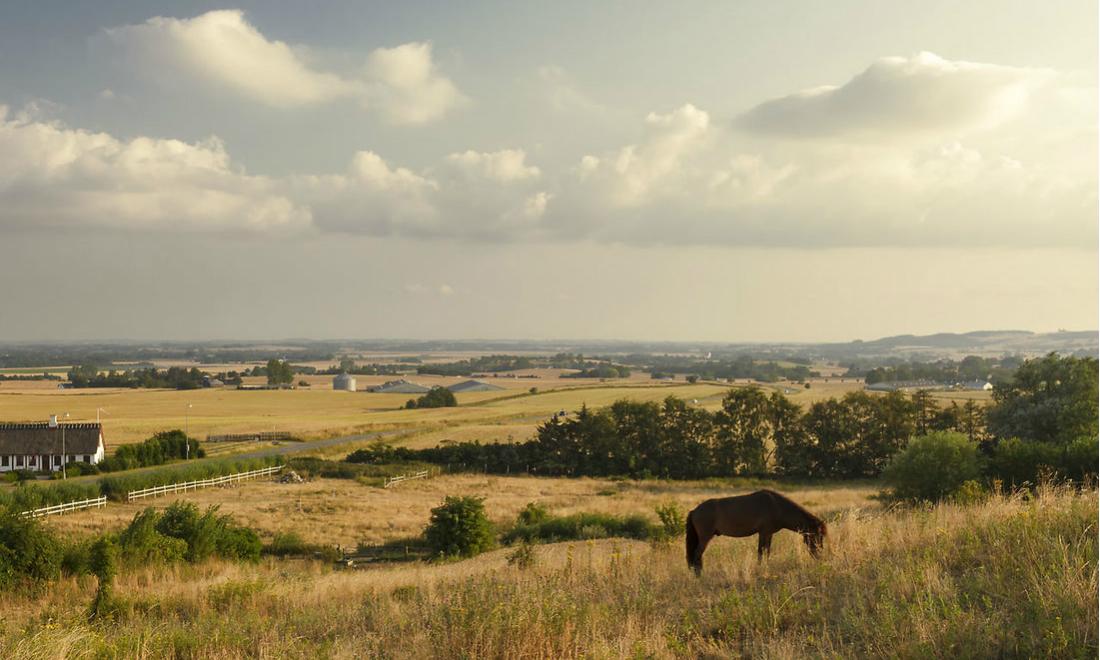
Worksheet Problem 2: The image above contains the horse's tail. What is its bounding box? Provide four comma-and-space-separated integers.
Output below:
685, 510, 699, 569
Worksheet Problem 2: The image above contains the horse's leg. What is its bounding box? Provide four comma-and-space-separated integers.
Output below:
756, 531, 773, 561
692, 529, 714, 576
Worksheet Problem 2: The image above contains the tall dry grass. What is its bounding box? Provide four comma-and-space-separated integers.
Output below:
3, 483, 1095, 658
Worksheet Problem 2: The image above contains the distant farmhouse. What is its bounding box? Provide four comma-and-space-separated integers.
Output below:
447, 380, 505, 393
865, 380, 943, 392
333, 373, 357, 392
368, 379, 431, 394
960, 379, 993, 391
0, 419, 106, 473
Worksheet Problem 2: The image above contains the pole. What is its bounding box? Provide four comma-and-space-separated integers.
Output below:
185, 403, 192, 459
61, 412, 69, 479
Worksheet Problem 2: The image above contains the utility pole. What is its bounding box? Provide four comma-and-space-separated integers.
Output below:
61, 412, 69, 479
185, 403, 193, 459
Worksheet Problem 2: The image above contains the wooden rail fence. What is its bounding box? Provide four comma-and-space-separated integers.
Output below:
206, 432, 294, 443
126, 465, 284, 501
21, 496, 108, 518
383, 469, 431, 488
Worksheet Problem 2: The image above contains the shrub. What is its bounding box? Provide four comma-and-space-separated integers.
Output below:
503, 512, 655, 545
507, 541, 537, 569
883, 432, 982, 502
411, 387, 458, 409
117, 508, 187, 565
0, 508, 64, 587
517, 502, 549, 526
986, 436, 1099, 486
653, 502, 685, 543
424, 496, 495, 558
99, 429, 202, 472
87, 536, 119, 621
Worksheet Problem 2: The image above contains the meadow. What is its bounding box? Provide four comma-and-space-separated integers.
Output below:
2, 482, 1094, 658
0, 371, 986, 450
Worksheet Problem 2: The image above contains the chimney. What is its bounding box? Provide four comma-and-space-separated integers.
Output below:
48, 414, 58, 428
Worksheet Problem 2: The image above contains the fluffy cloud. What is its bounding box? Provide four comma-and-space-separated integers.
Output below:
0, 106, 309, 233
104, 10, 463, 123
364, 43, 467, 124
444, 149, 540, 182
736, 52, 1049, 139
0, 53, 1092, 248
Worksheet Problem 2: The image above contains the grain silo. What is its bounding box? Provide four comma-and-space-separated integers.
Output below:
333, 373, 357, 392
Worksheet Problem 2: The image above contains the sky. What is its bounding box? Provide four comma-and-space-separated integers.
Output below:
0, 1, 1096, 342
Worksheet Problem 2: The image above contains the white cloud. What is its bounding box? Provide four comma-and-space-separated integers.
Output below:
0, 107, 309, 233
736, 52, 1049, 139
364, 42, 466, 124
444, 149, 540, 182
104, 10, 463, 123
0, 53, 1091, 248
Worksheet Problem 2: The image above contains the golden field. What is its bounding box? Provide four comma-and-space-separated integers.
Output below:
42, 474, 877, 547
2, 483, 1093, 658
0, 374, 988, 450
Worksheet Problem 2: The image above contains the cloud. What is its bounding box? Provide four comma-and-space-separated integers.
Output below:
0, 53, 1091, 248
363, 42, 466, 124
0, 106, 309, 233
444, 149, 540, 182
735, 52, 1050, 139
104, 10, 463, 123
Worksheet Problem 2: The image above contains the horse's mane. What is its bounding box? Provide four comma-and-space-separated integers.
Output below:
758, 489, 823, 526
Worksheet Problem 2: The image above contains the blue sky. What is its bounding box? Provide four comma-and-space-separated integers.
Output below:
0, 2, 1096, 341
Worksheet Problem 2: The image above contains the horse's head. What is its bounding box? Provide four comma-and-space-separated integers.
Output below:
801, 521, 827, 557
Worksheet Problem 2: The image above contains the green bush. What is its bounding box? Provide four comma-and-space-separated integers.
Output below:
117, 509, 187, 565
503, 511, 656, 545
424, 496, 495, 558
517, 502, 549, 526
99, 429, 203, 472
987, 437, 1099, 486
883, 432, 982, 502
0, 508, 64, 587
654, 502, 685, 543
0, 480, 102, 512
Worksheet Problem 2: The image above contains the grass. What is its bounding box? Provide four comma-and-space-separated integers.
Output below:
41, 474, 876, 547
1, 482, 1093, 658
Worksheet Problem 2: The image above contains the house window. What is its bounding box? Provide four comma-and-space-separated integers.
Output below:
1, 456, 8, 467
83, 455, 91, 463
15, 456, 23, 467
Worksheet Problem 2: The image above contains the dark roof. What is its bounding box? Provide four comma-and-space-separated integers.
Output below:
447, 380, 505, 393
0, 423, 104, 455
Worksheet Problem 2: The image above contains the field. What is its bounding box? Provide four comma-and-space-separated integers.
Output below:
0, 372, 987, 450
2, 482, 1094, 658
41, 474, 877, 547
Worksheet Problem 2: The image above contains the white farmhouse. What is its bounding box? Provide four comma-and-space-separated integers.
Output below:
0, 420, 106, 473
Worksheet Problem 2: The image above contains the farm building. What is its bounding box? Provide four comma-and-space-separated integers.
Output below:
0, 420, 106, 473
960, 380, 993, 391
368, 379, 431, 393
447, 379, 505, 393
333, 373, 357, 392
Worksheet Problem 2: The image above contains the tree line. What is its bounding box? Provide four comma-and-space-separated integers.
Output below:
349, 354, 1096, 484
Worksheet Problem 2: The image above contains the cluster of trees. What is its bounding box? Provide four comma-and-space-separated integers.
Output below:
319, 358, 404, 376
416, 354, 537, 376
563, 364, 631, 379
262, 359, 294, 386
405, 386, 458, 409
624, 354, 817, 383
66, 365, 206, 389
354, 354, 1097, 484
98, 430, 203, 473
0, 373, 61, 381
849, 355, 1024, 385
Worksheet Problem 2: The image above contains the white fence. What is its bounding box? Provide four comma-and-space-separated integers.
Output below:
383, 469, 431, 488
126, 464, 284, 502
21, 496, 107, 518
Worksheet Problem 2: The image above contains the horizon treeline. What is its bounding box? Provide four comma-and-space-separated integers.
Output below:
350, 354, 1097, 483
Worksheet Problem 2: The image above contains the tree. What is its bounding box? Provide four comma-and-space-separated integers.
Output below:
412, 387, 457, 409
986, 353, 1098, 445
266, 359, 294, 386
883, 432, 982, 502
424, 496, 495, 558
714, 388, 775, 475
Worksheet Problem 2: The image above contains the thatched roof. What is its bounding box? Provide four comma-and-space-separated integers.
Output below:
0, 423, 104, 455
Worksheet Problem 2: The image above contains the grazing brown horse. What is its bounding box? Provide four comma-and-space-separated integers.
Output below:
686, 489, 826, 575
